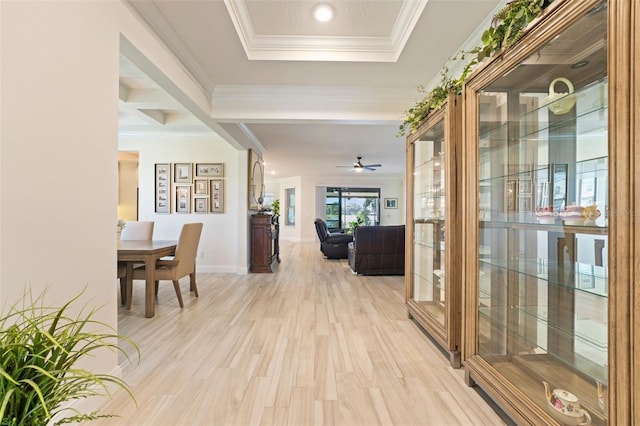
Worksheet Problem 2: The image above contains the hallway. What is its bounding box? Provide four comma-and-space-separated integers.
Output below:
90, 240, 507, 425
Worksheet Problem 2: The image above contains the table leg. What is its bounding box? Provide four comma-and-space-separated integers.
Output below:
125, 262, 134, 309
145, 256, 155, 318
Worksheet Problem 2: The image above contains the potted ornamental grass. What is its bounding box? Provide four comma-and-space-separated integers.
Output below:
0, 287, 139, 425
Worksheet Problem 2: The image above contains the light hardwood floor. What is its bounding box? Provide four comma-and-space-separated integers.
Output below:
89, 241, 508, 425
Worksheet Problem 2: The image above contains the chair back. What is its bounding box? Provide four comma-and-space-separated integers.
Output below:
314, 218, 329, 242
121, 221, 154, 240
174, 223, 203, 276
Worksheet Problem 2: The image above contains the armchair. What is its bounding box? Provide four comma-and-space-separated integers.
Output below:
314, 218, 353, 259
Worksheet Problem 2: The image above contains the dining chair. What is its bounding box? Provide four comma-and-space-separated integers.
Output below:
120, 221, 154, 240
129, 222, 203, 309
118, 221, 155, 305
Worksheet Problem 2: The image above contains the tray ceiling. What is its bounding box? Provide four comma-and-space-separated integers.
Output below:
121, 0, 504, 178
224, 0, 428, 61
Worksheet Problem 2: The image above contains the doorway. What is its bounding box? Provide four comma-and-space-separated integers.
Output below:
118, 151, 139, 221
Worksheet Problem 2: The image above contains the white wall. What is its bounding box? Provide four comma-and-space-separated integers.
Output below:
119, 135, 246, 273
0, 0, 242, 416
1, 0, 120, 337
278, 175, 405, 242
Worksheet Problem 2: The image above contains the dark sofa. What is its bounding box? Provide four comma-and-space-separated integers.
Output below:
314, 218, 354, 259
348, 225, 405, 275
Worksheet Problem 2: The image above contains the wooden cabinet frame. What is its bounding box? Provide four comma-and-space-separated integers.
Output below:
460, 0, 637, 423
405, 96, 463, 367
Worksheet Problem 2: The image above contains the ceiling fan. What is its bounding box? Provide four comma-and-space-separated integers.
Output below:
336, 156, 382, 172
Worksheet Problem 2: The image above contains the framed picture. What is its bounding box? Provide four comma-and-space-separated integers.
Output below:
175, 185, 191, 213
384, 198, 397, 209
194, 197, 208, 213
552, 163, 568, 210
155, 163, 170, 213
535, 181, 550, 209
194, 179, 208, 195
174, 163, 192, 183
210, 179, 224, 213
579, 176, 597, 205
518, 195, 532, 212
505, 179, 517, 212
195, 163, 224, 177
518, 178, 532, 195
578, 263, 596, 289
248, 149, 264, 211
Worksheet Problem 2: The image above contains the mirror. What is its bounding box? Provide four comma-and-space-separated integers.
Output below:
248, 149, 265, 210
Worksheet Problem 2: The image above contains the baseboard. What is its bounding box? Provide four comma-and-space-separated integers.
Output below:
197, 265, 241, 273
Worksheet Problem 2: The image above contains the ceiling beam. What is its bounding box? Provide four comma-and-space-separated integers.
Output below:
138, 108, 166, 125
210, 85, 415, 123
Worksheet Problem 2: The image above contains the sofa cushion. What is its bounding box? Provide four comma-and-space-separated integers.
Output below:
348, 225, 405, 275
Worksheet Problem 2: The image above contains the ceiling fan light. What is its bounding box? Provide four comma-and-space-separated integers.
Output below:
313, 4, 334, 22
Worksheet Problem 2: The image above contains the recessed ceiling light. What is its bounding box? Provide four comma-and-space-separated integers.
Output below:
313, 4, 334, 22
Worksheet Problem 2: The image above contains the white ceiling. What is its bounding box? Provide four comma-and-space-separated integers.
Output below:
119, 0, 503, 179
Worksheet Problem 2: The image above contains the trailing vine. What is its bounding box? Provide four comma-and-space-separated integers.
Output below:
398, 0, 553, 136
398, 66, 461, 137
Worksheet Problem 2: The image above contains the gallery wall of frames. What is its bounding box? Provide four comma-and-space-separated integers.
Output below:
154, 162, 224, 214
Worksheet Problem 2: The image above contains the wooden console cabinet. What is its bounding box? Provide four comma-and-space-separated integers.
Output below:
251, 214, 280, 273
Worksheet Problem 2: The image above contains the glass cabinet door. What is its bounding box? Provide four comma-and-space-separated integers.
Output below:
472, 1, 608, 424
413, 118, 446, 326
407, 97, 462, 368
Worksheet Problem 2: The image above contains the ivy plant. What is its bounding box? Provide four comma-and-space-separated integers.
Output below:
399, 0, 553, 136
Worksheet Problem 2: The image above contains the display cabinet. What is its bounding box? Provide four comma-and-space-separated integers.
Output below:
406, 96, 463, 367
461, 0, 637, 424
251, 214, 280, 273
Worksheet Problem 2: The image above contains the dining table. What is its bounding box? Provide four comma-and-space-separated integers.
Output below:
117, 239, 177, 318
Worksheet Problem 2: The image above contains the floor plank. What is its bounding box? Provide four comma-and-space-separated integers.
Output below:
87, 241, 507, 425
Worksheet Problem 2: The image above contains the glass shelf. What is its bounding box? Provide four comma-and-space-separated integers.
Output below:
479, 219, 608, 233
415, 240, 445, 251
479, 155, 608, 184
479, 258, 608, 297
478, 77, 608, 142
414, 270, 445, 290
478, 305, 607, 352
415, 218, 445, 224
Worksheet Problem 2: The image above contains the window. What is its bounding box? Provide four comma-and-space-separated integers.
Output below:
325, 187, 380, 230
285, 188, 295, 225
325, 194, 340, 229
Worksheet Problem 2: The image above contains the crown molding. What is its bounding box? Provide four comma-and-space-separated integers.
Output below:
223, 0, 428, 62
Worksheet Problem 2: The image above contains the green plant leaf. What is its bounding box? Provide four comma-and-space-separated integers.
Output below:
398, 0, 551, 136
0, 286, 140, 425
